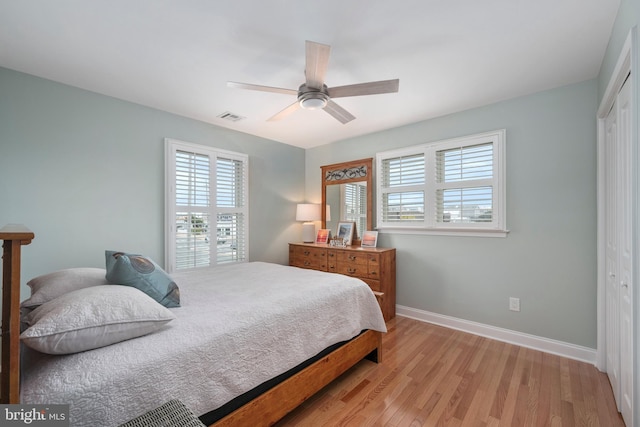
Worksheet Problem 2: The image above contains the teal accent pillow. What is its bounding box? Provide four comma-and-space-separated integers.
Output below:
105, 251, 180, 308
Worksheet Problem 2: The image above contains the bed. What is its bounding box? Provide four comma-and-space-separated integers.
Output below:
0, 225, 386, 426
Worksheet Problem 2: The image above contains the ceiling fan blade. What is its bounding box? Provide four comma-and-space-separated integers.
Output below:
227, 81, 297, 96
328, 79, 399, 98
267, 101, 301, 122
324, 100, 355, 124
305, 41, 331, 89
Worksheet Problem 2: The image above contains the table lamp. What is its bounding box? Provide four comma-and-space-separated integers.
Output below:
296, 204, 321, 243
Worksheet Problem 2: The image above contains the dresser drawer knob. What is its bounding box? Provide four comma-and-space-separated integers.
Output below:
348, 255, 357, 261
347, 268, 356, 274
304, 261, 310, 266
370, 271, 377, 276
303, 250, 310, 256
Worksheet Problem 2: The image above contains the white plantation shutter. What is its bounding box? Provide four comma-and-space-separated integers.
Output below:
174, 150, 211, 270
435, 143, 494, 223
215, 157, 247, 263
379, 153, 425, 223
166, 139, 248, 272
377, 130, 506, 236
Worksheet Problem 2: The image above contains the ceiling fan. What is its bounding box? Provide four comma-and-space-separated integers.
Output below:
227, 40, 399, 124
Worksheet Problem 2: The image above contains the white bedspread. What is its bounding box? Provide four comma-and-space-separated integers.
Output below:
21, 262, 387, 426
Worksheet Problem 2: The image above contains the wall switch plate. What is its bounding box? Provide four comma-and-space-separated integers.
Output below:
509, 297, 520, 312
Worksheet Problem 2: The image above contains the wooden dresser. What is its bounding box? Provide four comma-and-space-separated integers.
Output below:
289, 243, 396, 321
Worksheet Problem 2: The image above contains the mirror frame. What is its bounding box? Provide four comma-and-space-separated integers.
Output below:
321, 158, 373, 246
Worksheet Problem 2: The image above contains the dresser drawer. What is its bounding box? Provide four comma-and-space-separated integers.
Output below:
327, 250, 338, 273
337, 250, 368, 266
367, 253, 380, 266
366, 253, 380, 279
336, 263, 368, 278
289, 246, 327, 270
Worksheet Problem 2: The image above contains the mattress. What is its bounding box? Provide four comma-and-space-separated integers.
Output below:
20, 262, 387, 426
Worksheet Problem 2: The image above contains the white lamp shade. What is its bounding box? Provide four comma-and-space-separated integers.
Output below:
296, 204, 321, 221
296, 204, 321, 243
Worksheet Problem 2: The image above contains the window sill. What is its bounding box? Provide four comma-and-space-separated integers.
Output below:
377, 227, 509, 238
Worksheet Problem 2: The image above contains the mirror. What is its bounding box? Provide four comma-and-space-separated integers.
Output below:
321, 158, 373, 245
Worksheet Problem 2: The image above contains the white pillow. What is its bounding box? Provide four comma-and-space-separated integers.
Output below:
21, 267, 109, 308
21, 285, 176, 355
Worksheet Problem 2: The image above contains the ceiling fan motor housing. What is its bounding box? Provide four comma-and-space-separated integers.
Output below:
298, 83, 329, 110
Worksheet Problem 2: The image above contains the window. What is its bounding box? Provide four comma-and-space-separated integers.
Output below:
376, 129, 506, 236
165, 139, 248, 272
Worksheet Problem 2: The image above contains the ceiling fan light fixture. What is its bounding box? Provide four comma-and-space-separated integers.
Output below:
299, 92, 328, 110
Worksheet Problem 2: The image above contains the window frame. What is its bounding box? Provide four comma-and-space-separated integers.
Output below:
165, 138, 249, 273
376, 129, 507, 237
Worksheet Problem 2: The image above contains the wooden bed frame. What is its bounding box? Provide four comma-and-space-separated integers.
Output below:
0, 224, 382, 426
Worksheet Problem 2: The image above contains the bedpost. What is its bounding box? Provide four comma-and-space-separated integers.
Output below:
0, 224, 34, 404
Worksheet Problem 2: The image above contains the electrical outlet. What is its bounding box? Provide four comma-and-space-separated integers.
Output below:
509, 297, 520, 312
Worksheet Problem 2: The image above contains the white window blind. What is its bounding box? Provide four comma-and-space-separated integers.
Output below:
376, 130, 506, 236
380, 153, 425, 224
165, 139, 248, 272
215, 157, 247, 264
175, 150, 211, 270
435, 143, 494, 223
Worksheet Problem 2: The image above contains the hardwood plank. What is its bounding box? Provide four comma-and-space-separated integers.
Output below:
276, 317, 625, 427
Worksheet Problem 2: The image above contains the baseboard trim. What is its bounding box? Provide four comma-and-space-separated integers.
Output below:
396, 305, 597, 365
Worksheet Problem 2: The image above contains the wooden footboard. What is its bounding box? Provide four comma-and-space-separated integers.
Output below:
211, 329, 382, 427
0, 225, 35, 404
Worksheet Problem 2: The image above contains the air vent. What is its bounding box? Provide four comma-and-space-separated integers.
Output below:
217, 111, 245, 122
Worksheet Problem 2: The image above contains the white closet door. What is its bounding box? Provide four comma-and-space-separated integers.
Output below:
616, 77, 633, 426
604, 75, 633, 427
604, 93, 620, 405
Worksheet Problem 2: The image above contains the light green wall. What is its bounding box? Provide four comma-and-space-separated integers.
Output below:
307, 80, 598, 348
0, 67, 305, 297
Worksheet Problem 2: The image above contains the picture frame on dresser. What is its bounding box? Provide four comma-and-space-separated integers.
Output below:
316, 229, 330, 244
336, 222, 355, 245
361, 231, 378, 247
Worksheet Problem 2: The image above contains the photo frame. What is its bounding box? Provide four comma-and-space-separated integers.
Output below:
336, 222, 355, 245
361, 230, 378, 247
316, 229, 331, 244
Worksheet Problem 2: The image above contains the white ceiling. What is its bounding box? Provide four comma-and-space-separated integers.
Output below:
0, 0, 619, 149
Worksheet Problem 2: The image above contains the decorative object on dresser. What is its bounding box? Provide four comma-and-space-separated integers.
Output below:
315, 229, 330, 244
296, 203, 321, 243
361, 231, 379, 247
336, 221, 355, 245
289, 242, 396, 321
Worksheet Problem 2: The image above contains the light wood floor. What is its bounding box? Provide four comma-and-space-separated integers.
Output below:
277, 316, 625, 427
